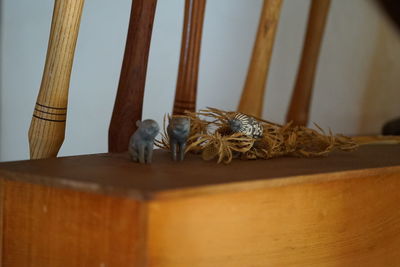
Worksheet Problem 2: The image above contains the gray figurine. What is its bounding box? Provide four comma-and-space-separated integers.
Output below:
167, 117, 190, 161
129, 119, 160, 164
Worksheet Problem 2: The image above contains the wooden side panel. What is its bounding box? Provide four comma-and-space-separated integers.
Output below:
0, 179, 4, 264
147, 169, 400, 267
2, 180, 146, 267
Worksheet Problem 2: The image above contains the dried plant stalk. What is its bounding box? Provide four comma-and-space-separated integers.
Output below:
156, 107, 358, 164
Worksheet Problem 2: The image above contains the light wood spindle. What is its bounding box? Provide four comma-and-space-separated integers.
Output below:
286, 0, 331, 126
28, 0, 84, 159
238, 0, 283, 118
172, 0, 206, 115
108, 0, 158, 153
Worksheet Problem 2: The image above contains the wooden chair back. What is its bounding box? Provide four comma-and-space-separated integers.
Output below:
29, 0, 331, 159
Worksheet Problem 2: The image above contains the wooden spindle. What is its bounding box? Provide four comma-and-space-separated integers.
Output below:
286, 0, 331, 126
28, 0, 84, 159
108, 0, 158, 153
172, 0, 206, 115
238, 0, 283, 118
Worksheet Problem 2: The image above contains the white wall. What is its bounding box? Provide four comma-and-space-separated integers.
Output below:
1, 0, 399, 161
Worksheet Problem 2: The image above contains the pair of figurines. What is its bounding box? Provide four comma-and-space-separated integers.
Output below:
129, 117, 190, 164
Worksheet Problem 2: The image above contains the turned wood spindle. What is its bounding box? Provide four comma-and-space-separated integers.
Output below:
172, 0, 206, 115
238, 0, 283, 118
286, 0, 331, 126
28, 0, 85, 159
108, 0, 158, 153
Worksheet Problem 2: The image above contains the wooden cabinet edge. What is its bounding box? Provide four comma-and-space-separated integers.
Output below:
1, 180, 148, 266
147, 165, 400, 201
0, 169, 146, 201
0, 178, 4, 266
0, 166, 399, 203
145, 167, 400, 266
1, 165, 400, 266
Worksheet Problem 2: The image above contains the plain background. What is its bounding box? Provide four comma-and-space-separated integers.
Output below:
1, 0, 399, 161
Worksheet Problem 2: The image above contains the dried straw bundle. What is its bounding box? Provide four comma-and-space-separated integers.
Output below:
156, 107, 358, 164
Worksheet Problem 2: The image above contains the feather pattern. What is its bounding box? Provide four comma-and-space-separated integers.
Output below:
230, 113, 264, 138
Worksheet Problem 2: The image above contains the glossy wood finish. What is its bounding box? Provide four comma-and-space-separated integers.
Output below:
1, 145, 400, 266
0, 145, 399, 199
286, 0, 331, 126
0, 179, 3, 263
148, 167, 400, 266
109, 0, 158, 153
354, 135, 400, 145
238, 0, 283, 117
28, 0, 84, 159
173, 0, 206, 115
1, 180, 146, 266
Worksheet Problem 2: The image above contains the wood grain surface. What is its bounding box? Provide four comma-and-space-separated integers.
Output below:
238, 0, 283, 117
28, 0, 85, 159
1, 145, 400, 265
286, 0, 331, 126
108, 0, 158, 153
354, 135, 400, 145
0, 179, 3, 263
1, 180, 146, 267
172, 0, 206, 115
0, 145, 399, 199
147, 167, 400, 266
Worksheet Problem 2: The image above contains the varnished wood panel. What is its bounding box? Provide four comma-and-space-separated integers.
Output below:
286, 0, 331, 126
1, 180, 146, 267
1, 146, 400, 266
0, 145, 399, 199
0, 179, 3, 263
109, 0, 158, 153
147, 168, 400, 266
28, 0, 85, 159
238, 0, 283, 117
173, 0, 206, 115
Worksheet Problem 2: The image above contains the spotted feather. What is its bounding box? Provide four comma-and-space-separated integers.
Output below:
229, 113, 264, 138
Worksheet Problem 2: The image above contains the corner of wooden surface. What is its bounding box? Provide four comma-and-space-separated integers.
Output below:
0, 179, 148, 267
144, 167, 400, 266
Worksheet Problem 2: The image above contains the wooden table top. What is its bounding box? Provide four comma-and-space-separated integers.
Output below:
0, 145, 399, 200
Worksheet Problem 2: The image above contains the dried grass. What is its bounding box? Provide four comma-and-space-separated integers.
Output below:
156, 107, 358, 164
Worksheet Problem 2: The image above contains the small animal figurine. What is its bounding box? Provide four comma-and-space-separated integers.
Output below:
228, 113, 264, 138
167, 116, 190, 161
129, 119, 160, 164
